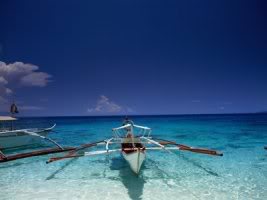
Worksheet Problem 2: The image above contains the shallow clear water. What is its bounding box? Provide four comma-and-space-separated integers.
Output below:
0, 114, 267, 200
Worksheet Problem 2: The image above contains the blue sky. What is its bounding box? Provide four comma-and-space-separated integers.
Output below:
0, 0, 267, 116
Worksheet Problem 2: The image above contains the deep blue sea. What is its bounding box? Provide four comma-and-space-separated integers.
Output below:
0, 114, 267, 200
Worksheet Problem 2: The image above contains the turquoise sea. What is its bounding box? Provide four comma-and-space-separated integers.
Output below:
0, 114, 267, 200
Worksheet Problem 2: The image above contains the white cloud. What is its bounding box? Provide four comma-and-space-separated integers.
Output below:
5, 88, 12, 95
0, 61, 52, 111
88, 95, 134, 114
21, 72, 52, 87
0, 61, 51, 87
88, 95, 122, 113
0, 62, 38, 77
0, 76, 8, 85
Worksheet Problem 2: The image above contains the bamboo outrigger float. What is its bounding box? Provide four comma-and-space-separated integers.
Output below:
47, 119, 223, 174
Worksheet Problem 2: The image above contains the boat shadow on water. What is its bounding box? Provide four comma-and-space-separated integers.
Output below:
45, 158, 78, 180
179, 154, 219, 177
110, 156, 146, 200
0, 158, 41, 169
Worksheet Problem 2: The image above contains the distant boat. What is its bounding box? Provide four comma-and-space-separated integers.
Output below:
0, 116, 56, 149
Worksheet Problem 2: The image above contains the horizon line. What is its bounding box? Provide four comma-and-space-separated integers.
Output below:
12, 111, 267, 118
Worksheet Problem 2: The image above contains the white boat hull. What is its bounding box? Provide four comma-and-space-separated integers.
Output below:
0, 125, 55, 149
122, 150, 145, 174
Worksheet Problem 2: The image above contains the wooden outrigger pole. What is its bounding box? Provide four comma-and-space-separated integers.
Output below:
154, 138, 223, 156
46, 140, 105, 163
0, 147, 75, 163
0, 139, 105, 163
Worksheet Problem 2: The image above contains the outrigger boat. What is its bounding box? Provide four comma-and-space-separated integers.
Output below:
0, 116, 57, 149
47, 119, 223, 174
0, 103, 69, 162
0, 103, 58, 149
0, 118, 72, 163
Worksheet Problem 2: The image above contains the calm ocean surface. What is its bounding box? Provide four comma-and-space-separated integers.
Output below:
0, 114, 266, 200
